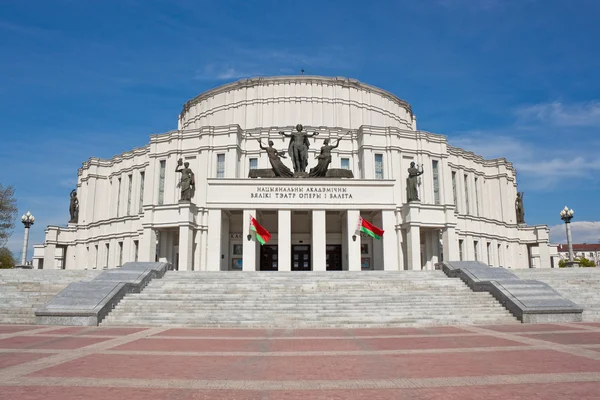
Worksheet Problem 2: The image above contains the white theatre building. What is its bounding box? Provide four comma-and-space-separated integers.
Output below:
32, 76, 557, 271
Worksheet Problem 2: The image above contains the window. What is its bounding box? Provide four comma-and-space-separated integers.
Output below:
341, 158, 350, 170
158, 160, 166, 205
375, 154, 383, 179
94, 245, 98, 269
249, 158, 258, 170
432, 160, 440, 205
116, 177, 122, 217
474, 241, 479, 261
118, 242, 123, 266
487, 242, 492, 266
134, 240, 139, 262
127, 174, 133, 215
451, 171, 457, 208
105, 243, 110, 268
464, 174, 470, 214
216, 154, 225, 178
138, 171, 145, 213
498, 244, 502, 267
459, 240, 464, 261
474, 177, 480, 216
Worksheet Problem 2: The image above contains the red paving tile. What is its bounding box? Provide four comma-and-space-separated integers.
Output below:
479, 324, 585, 333
269, 382, 600, 400
580, 323, 600, 328
156, 328, 270, 337
0, 352, 50, 369
271, 328, 350, 337
359, 335, 526, 350
36, 327, 90, 335
112, 338, 266, 352
268, 339, 361, 352
0, 386, 263, 400
29, 349, 600, 380
347, 326, 471, 336
3, 382, 600, 400
519, 332, 600, 345
0, 335, 111, 350
0, 325, 41, 334
82, 327, 149, 336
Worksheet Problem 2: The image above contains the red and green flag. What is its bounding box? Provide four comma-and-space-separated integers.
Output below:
250, 216, 271, 245
357, 217, 384, 240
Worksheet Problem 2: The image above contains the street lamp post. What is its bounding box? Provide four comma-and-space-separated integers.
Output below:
20, 211, 35, 266
559, 206, 575, 266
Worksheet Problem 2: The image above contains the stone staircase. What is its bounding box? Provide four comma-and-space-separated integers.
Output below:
512, 268, 600, 322
0, 269, 101, 324
102, 271, 519, 327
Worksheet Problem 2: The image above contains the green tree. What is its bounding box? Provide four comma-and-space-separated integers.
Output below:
559, 257, 597, 268
0, 184, 18, 247
0, 247, 16, 269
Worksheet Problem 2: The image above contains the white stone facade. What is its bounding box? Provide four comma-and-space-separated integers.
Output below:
32, 76, 555, 271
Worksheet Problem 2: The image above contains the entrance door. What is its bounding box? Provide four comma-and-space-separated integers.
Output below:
260, 245, 278, 271
326, 245, 342, 271
292, 245, 311, 271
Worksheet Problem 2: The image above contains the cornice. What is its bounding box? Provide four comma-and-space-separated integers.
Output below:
180, 75, 413, 119
447, 145, 516, 175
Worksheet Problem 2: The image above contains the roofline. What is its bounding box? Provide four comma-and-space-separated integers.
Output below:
180, 75, 413, 119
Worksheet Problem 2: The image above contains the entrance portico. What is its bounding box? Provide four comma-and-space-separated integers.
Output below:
204, 179, 400, 271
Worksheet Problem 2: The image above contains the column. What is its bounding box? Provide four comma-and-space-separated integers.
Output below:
372, 213, 384, 270
243, 209, 257, 271
430, 230, 440, 268
206, 209, 222, 271
538, 241, 550, 268
312, 210, 326, 271
140, 227, 157, 262
221, 215, 230, 271
179, 225, 194, 271
43, 244, 56, 269
346, 210, 361, 271
381, 210, 399, 271
424, 230, 433, 270
442, 226, 459, 261
406, 224, 421, 270
278, 210, 291, 272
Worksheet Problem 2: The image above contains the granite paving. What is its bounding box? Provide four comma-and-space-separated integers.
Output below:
2, 323, 600, 399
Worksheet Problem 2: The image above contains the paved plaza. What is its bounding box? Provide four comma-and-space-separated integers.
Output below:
1, 323, 600, 399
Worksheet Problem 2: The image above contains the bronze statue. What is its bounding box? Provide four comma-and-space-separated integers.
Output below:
69, 189, 79, 223
257, 139, 294, 177
516, 192, 525, 224
279, 124, 319, 173
175, 159, 195, 201
309, 137, 342, 177
406, 162, 424, 202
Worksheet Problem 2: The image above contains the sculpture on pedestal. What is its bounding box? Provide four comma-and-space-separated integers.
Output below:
175, 158, 195, 201
69, 189, 79, 223
309, 137, 342, 178
257, 139, 294, 178
406, 162, 424, 202
516, 192, 525, 224
279, 124, 319, 173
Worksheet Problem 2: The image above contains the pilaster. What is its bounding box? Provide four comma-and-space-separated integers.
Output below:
381, 210, 399, 270
346, 210, 361, 271
206, 208, 222, 271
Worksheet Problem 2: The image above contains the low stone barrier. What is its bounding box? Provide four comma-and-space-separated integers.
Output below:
438, 261, 583, 323
35, 262, 171, 326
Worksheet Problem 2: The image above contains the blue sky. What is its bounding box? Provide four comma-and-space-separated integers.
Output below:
1, 0, 599, 259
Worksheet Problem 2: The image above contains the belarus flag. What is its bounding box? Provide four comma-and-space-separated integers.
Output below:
250, 216, 271, 245
357, 217, 384, 240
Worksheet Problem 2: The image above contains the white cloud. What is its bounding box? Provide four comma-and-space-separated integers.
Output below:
516, 101, 600, 127
195, 64, 260, 81
549, 221, 600, 244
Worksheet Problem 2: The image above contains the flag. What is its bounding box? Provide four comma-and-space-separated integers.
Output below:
358, 217, 384, 240
249, 216, 271, 245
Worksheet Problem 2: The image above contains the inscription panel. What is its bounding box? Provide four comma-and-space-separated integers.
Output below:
207, 179, 395, 207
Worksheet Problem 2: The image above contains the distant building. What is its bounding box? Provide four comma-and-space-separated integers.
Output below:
557, 244, 600, 266
32, 76, 557, 271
